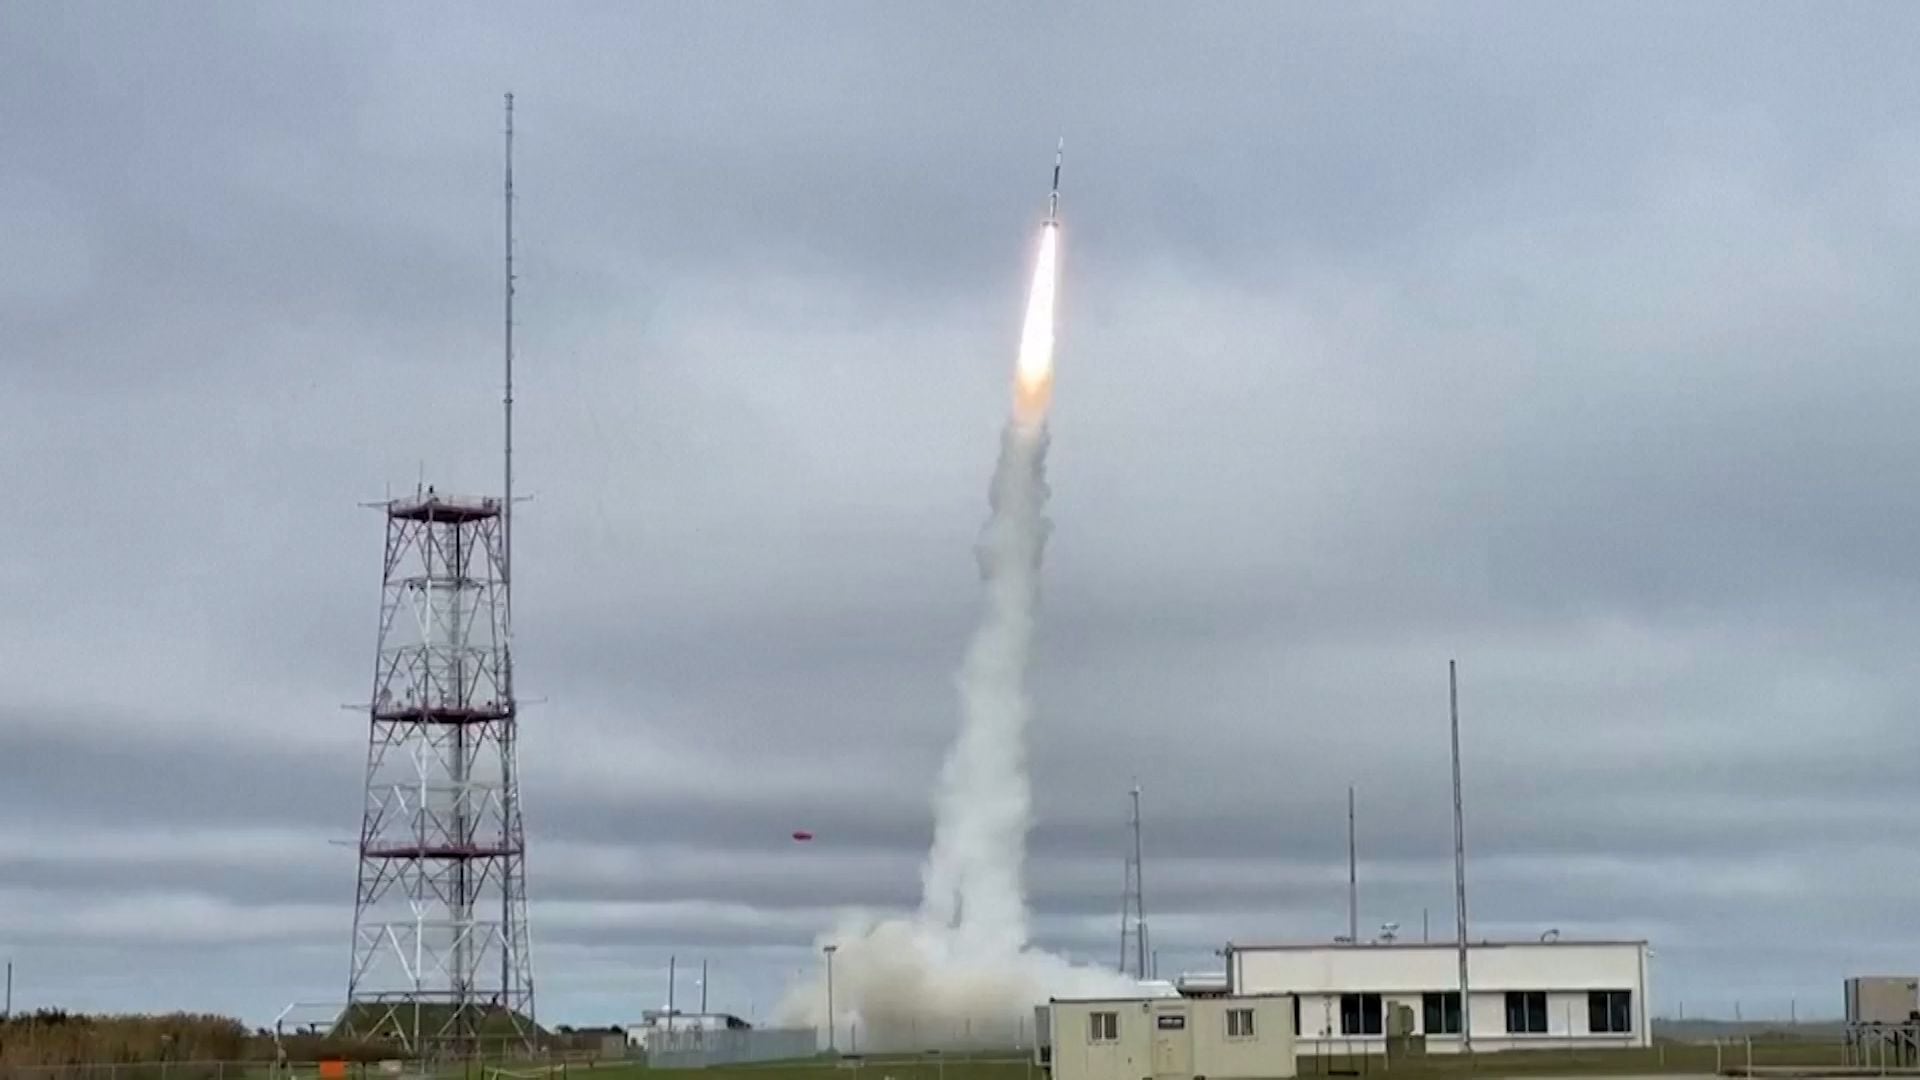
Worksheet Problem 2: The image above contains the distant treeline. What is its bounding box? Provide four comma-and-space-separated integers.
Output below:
0, 1011, 254, 1067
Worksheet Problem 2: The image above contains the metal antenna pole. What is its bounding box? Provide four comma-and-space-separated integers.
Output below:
823, 946, 838, 1053
1450, 660, 1472, 1053
1132, 784, 1147, 981
499, 88, 523, 1021
503, 91, 515, 612
1347, 785, 1358, 944
1119, 784, 1148, 977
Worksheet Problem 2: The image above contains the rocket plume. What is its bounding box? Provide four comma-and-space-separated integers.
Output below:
918, 217, 1059, 951
776, 182, 1139, 1049
1014, 224, 1058, 424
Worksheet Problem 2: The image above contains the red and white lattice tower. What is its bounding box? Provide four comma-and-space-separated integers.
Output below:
344, 490, 534, 1052
342, 94, 534, 1055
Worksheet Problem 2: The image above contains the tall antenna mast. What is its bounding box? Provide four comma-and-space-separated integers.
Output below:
497, 87, 531, 1022
1119, 783, 1149, 979
1450, 660, 1472, 1053
503, 91, 516, 618
1347, 785, 1358, 944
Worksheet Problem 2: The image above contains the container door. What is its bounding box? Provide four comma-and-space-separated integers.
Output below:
1153, 1008, 1193, 1079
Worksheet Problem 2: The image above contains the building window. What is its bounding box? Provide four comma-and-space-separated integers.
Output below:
1088, 1011, 1118, 1042
1340, 993, 1384, 1036
1422, 991, 1462, 1035
1589, 990, 1632, 1034
1227, 1008, 1256, 1038
1505, 991, 1548, 1034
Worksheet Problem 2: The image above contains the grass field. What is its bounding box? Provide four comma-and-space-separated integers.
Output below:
245, 1033, 1884, 1080
457, 1038, 1865, 1080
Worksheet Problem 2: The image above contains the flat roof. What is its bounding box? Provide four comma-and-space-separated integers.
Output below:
1049, 993, 1293, 1005
1228, 939, 1647, 951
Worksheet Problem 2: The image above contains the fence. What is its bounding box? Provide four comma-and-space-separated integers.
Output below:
647, 1028, 817, 1069
822, 1016, 1038, 1056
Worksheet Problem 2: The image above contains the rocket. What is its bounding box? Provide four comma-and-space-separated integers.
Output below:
1013, 140, 1063, 419
1047, 138, 1062, 226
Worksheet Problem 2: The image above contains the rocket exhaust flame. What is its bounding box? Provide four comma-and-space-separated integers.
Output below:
775, 146, 1137, 1049
1014, 224, 1060, 424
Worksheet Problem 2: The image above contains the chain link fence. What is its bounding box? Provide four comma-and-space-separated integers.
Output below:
647, 1028, 817, 1068
822, 1016, 1038, 1056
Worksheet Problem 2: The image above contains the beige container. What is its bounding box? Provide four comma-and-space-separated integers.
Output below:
1044, 994, 1297, 1080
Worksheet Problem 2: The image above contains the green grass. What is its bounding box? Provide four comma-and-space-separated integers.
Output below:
1292, 1038, 1851, 1077
557, 1039, 1854, 1080
617, 1063, 1036, 1080
263, 1037, 1864, 1080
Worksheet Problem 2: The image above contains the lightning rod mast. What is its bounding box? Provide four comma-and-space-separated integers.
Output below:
1450, 660, 1471, 1054
1120, 783, 1149, 979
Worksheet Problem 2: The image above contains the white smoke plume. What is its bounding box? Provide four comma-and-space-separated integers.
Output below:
773, 216, 1142, 1050
773, 414, 1141, 1050
920, 416, 1050, 955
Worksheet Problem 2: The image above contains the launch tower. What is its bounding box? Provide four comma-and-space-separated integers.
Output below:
343, 491, 534, 1053
342, 94, 534, 1055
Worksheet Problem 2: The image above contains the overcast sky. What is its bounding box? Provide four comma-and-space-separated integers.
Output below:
6, 0, 1920, 1026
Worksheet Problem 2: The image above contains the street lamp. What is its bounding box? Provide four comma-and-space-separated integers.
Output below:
823, 945, 839, 1055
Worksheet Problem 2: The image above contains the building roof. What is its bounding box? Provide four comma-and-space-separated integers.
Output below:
1227, 938, 1648, 951
1049, 992, 1293, 1005
631, 1010, 747, 1024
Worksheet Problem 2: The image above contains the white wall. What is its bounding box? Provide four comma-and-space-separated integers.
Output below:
626, 1013, 742, 1049
1235, 942, 1643, 994
1232, 942, 1649, 1053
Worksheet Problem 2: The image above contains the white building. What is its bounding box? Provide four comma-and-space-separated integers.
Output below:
1226, 940, 1650, 1054
624, 1010, 750, 1049
1041, 994, 1298, 1080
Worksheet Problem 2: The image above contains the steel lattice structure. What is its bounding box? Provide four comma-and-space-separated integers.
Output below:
343, 491, 534, 1054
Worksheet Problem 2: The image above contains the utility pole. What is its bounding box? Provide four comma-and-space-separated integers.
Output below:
823, 945, 838, 1054
1347, 785, 1358, 944
701, 958, 709, 1014
1450, 661, 1472, 1054
667, 955, 676, 1033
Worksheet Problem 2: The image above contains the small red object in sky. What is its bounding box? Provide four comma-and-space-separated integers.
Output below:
791, 830, 814, 842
